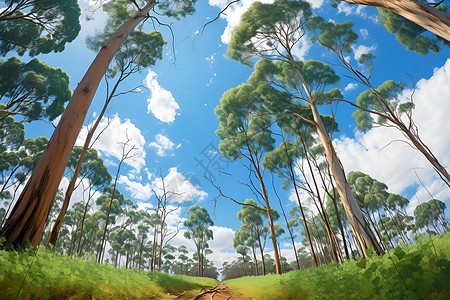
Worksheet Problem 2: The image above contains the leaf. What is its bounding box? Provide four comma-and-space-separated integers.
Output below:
394, 246, 405, 260
356, 258, 367, 269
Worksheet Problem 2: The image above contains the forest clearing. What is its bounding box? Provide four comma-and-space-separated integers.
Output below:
1, 0, 450, 299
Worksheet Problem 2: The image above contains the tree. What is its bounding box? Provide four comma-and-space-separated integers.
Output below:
227, 0, 382, 257
333, 0, 450, 43
236, 199, 274, 275
0, 0, 198, 249
97, 134, 137, 263
214, 79, 283, 274
47, 11, 164, 247
0, 0, 81, 56
414, 199, 449, 234
184, 205, 214, 277
0, 57, 71, 127
48, 147, 111, 248
309, 15, 450, 186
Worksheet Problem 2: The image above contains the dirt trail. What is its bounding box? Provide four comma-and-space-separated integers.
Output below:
169, 283, 253, 300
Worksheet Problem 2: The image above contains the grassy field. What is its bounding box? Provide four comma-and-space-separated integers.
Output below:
0, 239, 217, 299
225, 233, 450, 299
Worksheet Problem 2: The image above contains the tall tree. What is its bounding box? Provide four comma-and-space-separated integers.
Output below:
184, 205, 214, 277
0, 0, 81, 56
333, 0, 450, 42
215, 81, 283, 273
227, 0, 383, 257
0, 0, 198, 248
48, 14, 164, 247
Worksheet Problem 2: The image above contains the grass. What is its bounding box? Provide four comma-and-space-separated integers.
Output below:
225, 232, 450, 299
0, 241, 217, 299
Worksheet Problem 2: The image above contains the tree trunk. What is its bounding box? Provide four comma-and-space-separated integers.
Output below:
287, 54, 383, 258
0, 0, 157, 249
343, 0, 450, 42
47, 77, 120, 247
251, 246, 259, 276
290, 173, 318, 267
254, 168, 283, 274
257, 235, 266, 275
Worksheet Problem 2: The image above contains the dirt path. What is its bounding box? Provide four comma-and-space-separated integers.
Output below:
169, 283, 253, 300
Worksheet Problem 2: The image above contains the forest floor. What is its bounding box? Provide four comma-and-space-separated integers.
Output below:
166, 283, 253, 300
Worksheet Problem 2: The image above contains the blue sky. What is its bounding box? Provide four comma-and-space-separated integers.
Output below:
13, 0, 450, 268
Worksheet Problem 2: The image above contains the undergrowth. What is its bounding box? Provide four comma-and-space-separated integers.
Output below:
225, 232, 450, 299
0, 239, 217, 299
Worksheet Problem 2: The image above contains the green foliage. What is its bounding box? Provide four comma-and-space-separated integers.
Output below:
227, 0, 312, 66
352, 80, 407, 132
0, 57, 71, 122
0, 0, 81, 56
226, 233, 450, 299
0, 241, 216, 299
377, 4, 449, 56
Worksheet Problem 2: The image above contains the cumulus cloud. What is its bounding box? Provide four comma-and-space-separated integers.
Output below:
151, 167, 208, 204
344, 83, 358, 92
145, 70, 180, 123
208, 0, 275, 44
149, 134, 180, 157
118, 175, 152, 200
76, 114, 146, 171
360, 28, 369, 39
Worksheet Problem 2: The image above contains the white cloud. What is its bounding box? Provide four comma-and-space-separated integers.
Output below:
209, 226, 235, 250
79, 0, 109, 37
344, 83, 358, 92
145, 70, 180, 123
76, 114, 146, 171
149, 134, 180, 157
208, 0, 275, 44
151, 167, 208, 203
118, 175, 152, 200
352, 44, 376, 60
360, 28, 369, 39
306, 0, 324, 9
292, 37, 311, 61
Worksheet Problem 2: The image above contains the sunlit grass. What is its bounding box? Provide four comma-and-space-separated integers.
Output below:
225, 232, 450, 299
0, 241, 217, 299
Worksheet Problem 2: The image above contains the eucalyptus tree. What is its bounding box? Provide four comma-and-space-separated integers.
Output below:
184, 205, 214, 277
414, 199, 449, 234
309, 18, 450, 188
0, 136, 48, 227
236, 199, 275, 275
332, 0, 450, 43
0, 0, 198, 249
49, 30, 163, 247
234, 225, 260, 276
215, 79, 283, 273
347, 171, 389, 250
48, 147, 111, 247
227, 0, 382, 257
0, 57, 71, 127
0, 0, 81, 56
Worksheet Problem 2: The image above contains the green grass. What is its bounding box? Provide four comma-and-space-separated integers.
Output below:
0, 241, 217, 299
225, 233, 450, 299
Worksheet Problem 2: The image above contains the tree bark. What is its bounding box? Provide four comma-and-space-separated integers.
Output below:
0, 0, 157, 248
47, 77, 120, 247
287, 54, 384, 258
343, 0, 450, 42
